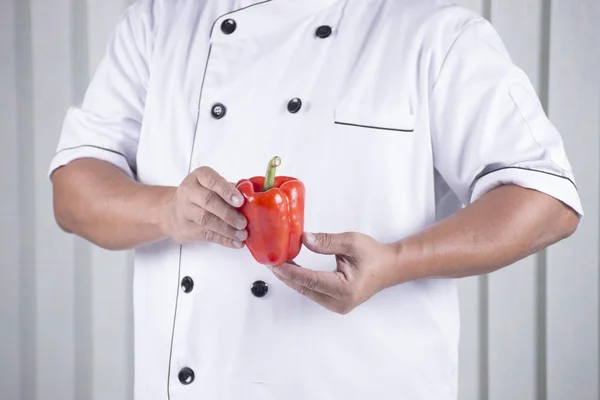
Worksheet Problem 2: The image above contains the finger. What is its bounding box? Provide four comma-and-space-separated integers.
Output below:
193, 166, 244, 207
303, 232, 356, 256
178, 222, 243, 248
272, 271, 339, 311
202, 229, 245, 249
272, 262, 347, 297
185, 205, 248, 241
189, 185, 247, 230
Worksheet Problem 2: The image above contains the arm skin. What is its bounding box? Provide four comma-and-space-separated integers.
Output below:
387, 184, 579, 285
51, 158, 249, 251
270, 184, 580, 314
51, 159, 175, 250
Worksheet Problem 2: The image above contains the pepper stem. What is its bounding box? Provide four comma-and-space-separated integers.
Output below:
263, 156, 281, 191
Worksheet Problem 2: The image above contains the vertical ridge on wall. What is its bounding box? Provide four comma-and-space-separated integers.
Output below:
15, 0, 37, 399
479, 276, 489, 400
74, 238, 93, 400
538, 0, 552, 113
536, 2, 552, 399
31, 0, 77, 398
546, 0, 600, 399
536, 250, 547, 400
482, 0, 492, 24
125, 250, 135, 400
71, 0, 93, 399
0, 0, 21, 398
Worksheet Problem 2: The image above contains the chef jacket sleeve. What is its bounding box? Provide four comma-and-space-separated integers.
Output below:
48, 2, 154, 179
429, 17, 584, 219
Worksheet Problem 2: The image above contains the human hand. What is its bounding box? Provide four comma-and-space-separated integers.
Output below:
269, 232, 398, 314
159, 166, 248, 248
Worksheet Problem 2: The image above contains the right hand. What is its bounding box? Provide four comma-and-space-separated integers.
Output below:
159, 166, 248, 248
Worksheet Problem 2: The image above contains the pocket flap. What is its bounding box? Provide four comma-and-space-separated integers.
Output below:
334, 104, 416, 132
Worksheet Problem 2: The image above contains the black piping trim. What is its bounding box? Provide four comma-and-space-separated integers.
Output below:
55, 144, 127, 159
166, 245, 184, 400
208, 0, 272, 37
334, 121, 414, 132
54, 144, 136, 174
474, 166, 578, 191
186, 44, 212, 175
166, 44, 213, 400
167, 2, 274, 398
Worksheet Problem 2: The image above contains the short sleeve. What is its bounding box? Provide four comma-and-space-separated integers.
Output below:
429, 18, 583, 218
48, 1, 155, 179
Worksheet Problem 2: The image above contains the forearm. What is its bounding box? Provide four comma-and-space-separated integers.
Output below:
51, 158, 175, 250
388, 184, 580, 285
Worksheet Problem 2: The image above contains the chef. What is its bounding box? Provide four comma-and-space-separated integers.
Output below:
49, 0, 583, 399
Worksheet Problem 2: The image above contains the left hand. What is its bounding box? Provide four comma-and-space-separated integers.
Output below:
269, 232, 398, 315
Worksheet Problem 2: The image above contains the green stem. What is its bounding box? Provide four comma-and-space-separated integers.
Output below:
263, 156, 281, 191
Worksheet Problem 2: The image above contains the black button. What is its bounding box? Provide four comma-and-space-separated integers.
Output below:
181, 277, 194, 293
211, 103, 226, 119
221, 19, 237, 35
251, 281, 268, 298
316, 25, 332, 39
287, 98, 302, 114
178, 367, 195, 385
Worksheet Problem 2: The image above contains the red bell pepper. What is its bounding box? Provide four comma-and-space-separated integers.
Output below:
236, 156, 305, 266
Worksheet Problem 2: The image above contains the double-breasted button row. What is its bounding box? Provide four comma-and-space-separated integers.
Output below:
210, 24, 332, 120
176, 280, 267, 386
211, 99, 304, 119
220, 18, 331, 38
220, 19, 332, 38
181, 276, 267, 298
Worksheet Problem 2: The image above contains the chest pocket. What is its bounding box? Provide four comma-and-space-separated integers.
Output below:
333, 101, 416, 133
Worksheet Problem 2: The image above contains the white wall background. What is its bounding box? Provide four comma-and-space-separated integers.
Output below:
0, 0, 598, 399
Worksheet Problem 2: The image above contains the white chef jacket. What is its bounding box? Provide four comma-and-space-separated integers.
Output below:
49, 0, 584, 399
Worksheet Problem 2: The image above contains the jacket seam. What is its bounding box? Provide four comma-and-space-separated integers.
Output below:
430, 17, 485, 92
508, 88, 568, 175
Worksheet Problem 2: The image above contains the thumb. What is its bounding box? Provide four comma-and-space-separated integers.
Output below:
303, 232, 354, 256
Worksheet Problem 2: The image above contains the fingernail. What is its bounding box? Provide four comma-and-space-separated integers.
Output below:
305, 232, 317, 244
235, 230, 248, 241
233, 240, 244, 249
231, 195, 244, 207
236, 217, 247, 230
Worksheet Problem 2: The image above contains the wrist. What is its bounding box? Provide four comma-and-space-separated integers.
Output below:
386, 236, 427, 285
374, 240, 411, 291
154, 186, 177, 238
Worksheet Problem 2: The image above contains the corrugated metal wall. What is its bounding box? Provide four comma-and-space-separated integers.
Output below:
0, 0, 598, 399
